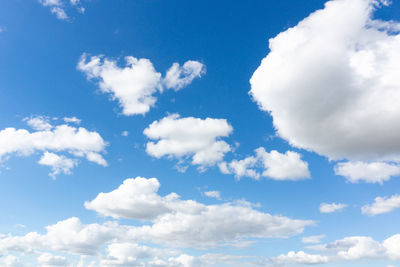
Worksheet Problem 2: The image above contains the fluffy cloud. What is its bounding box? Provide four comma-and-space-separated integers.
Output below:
63, 117, 81, 124
163, 61, 205, 90
39, 0, 68, 20
25, 116, 53, 131
204, 191, 221, 200
219, 147, 310, 181
319, 203, 347, 213
39, 152, 78, 178
78, 55, 204, 116
274, 251, 329, 265
85, 176, 313, 247
0, 217, 124, 256
302, 235, 325, 244
39, 0, 85, 19
2, 255, 22, 267
250, 0, 400, 177
362, 194, 400, 216
144, 114, 233, 168
37, 253, 69, 266
334, 161, 400, 184
0, 117, 107, 177
312, 234, 400, 261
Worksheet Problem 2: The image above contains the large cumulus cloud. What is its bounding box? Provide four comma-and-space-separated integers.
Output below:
250, 0, 400, 164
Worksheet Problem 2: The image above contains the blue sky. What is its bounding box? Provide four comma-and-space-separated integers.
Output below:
1, 0, 400, 266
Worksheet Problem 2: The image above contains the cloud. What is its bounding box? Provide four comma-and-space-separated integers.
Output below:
0, 217, 124, 256
38, 152, 78, 178
100, 242, 178, 266
2, 255, 22, 267
302, 235, 325, 244
219, 147, 310, 181
121, 131, 129, 137
163, 61, 206, 91
85, 177, 314, 247
50, 7, 68, 20
334, 161, 400, 184
39, 0, 68, 20
319, 203, 347, 213
274, 251, 329, 265
39, 0, 86, 20
0, 117, 107, 177
362, 194, 400, 216
144, 114, 233, 168
250, 0, 400, 174
204, 191, 221, 200
25, 116, 53, 131
63, 117, 81, 124
312, 234, 400, 261
37, 253, 69, 266
78, 55, 204, 116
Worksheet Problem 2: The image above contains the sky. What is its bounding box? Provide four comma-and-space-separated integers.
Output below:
0, 0, 400, 266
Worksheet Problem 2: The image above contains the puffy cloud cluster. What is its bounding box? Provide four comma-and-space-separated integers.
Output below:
78, 55, 205, 116
0, 116, 107, 177
302, 235, 325, 244
319, 202, 348, 213
203, 191, 221, 200
334, 161, 400, 184
39, 0, 85, 20
85, 177, 313, 247
0, 176, 314, 266
362, 194, 400, 216
39, 152, 78, 179
0, 217, 123, 256
37, 253, 69, 267
271, 234, 400, 265
1, 255, 22, 267
311, 234, 400, 261
250, 0, 400, 182
163, 61, 206, 90
274, 251, 329, 265
219, 147, 310, 181
144, 114, 233, 168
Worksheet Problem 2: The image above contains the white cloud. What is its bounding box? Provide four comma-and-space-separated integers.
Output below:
163, 61, 205, 91
78, 55, 204, 116
144, 114, 233, 168
219, 147, 310, 181
2, 255, 22, 267
250, 0, 400, 167
274, 251, 329, 265
78, 54, 161, 116
100, 242, 177, 266
219, 154, 260, 179
121, 131, 129, 137
39, 0, 68, 20
319, 203, 347, 213
25, 116, 53, 131
50, 7, 68, 20
0, 118, 107, 177
39, 0, 62, 6
204, 191, 221, 200
38, 152, 78, 178
312, 235, 400, 261
302, 235, 325, 244
38, 253, 69, 266
84, 177, 173, 221
85, 177, 314, 247
63, 117, 81, 124
0, 217, 124, 256
334, 161, 400, 184
362, 194, 400, 216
